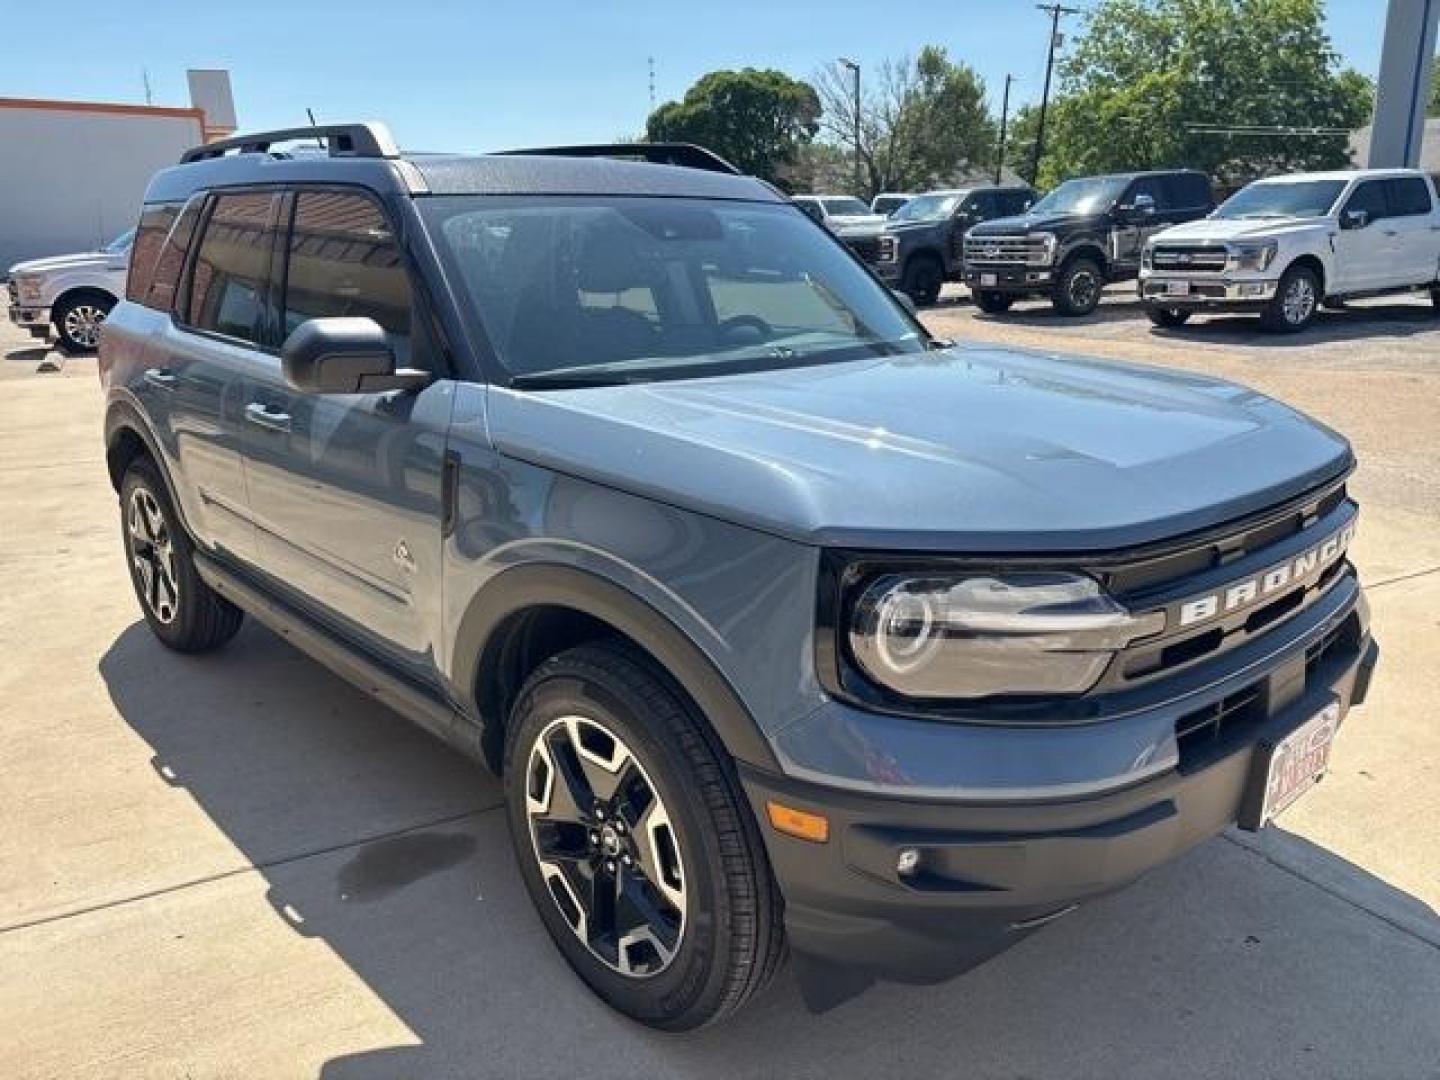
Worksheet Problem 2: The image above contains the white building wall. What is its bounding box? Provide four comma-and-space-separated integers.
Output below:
0, 105, 203, 271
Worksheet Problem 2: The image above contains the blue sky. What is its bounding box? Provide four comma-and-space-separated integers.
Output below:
7, 1, 1400, 151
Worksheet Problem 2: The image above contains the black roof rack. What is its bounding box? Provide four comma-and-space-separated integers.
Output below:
180, 122, 399, 164
496, 142, 742, 176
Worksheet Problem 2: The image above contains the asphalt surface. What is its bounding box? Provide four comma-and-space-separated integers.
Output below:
2, 291, 1437, 1079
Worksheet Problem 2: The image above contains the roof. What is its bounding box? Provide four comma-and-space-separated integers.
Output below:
411, 153, 780, 200
1250, 167, 1431, 184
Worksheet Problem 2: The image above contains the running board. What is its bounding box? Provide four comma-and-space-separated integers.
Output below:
193, 551, 485, 764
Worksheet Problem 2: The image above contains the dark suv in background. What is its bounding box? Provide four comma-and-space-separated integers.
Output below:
964, 169, 1214, 316
101, 126, 1374, 1030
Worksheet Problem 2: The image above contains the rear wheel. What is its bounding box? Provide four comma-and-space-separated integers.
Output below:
1052, 258, 1104, 317
1261, 265, 1320, 333
974, 290, 1014, 314
504, 641, 785, 1029
1146, 305, 1192, 328
901, 254, 944, 306
53, 291, 114, 353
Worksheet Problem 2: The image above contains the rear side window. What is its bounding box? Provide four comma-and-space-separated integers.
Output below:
1166, 173, 1211, 209
125, 203, 180, 303
281, 191, 423, 366
145, 198, 203, 314
1385, 177, 1433, 217
185, 192, 278, 343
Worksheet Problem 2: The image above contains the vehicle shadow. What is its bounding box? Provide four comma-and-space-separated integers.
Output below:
98, 620, 1440, 1080
1146, 302, 1440, 347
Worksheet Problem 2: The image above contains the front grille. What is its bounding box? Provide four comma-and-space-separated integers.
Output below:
844, 233, 897, 265
964, 234, 1041, 265
1151, 245, 1228, 273
5, 280, 17, 304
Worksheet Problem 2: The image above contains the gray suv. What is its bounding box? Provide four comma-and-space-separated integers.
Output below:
102, 124, 1377, 1030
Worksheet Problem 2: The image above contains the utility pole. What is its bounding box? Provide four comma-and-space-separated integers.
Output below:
838, 57, 862, 195
142, 68, 153, 106
995, 74, 1016, 185
1030, 3, 1081, 186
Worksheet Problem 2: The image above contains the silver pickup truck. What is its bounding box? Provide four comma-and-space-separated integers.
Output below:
6, 230, 132, 352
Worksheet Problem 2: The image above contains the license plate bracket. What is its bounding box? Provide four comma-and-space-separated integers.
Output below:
1165, 280, 1191, 296
980, 273, 998, 287
1238, 701, 1340, 831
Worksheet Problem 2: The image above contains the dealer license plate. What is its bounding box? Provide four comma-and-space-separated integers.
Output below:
1249, 703, 1340, 829
1165, 281, 1191, 296
980, 273, 998, 287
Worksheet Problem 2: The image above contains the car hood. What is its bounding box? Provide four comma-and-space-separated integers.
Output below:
883, 219, 945, 235
7, 251, 121, 276
827, 213, 888, 230
1154, 216, 1327, 242
969, 211, 1100, 236
488, 345, 1350, 552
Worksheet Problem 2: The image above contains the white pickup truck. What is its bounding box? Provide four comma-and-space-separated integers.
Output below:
1139, 168, 1440, 332
5, 230, 133, 352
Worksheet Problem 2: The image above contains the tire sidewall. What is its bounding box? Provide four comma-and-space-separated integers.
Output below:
503, 660, 736, 1027
975, 290, 1012, 314
903, 255, 943, 305
1264, 266, 1320, 332
1054, 258, 1104, 316
54, 292, 113, 354
119, 460, 206, 648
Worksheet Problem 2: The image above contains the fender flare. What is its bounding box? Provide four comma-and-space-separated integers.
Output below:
103, 399, 193, 532
451, 563, 781, 773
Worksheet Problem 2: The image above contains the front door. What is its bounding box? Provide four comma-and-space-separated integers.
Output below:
1112, 176, 1170, 270
1333, 179, 1391, 293
241, 189, 453, 681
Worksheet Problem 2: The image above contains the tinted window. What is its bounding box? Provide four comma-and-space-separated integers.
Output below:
1344, 180, 1389, 222
1386, 177, 1433, 217
1166, 173, 1211, 208
185, 193, 277, 342
125, 204, 179, 304
1001, 190, 1033, 215
281, 191, 422, 366
146, 199, 203, 314
1127, 176, 1167, 209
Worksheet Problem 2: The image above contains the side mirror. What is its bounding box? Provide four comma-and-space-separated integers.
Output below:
891, 289, 918, 315
1125, 193, 1158, 218
281, 317, 429, 395
1341, 209, 1370, 230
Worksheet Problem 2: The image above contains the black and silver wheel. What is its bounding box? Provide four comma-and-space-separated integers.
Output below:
901, 254, 944, 306
974, 289, 1013, 314
53, 291, 114, 353
1146, 305, 1192, 328
1053, 257, 1104, 317
1261, 265, 1320, 333
505, 642, 785, 1029
120, 457, 243, 652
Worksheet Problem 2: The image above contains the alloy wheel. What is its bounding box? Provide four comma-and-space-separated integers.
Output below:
1282, 276, 1317, 326
1069, 269, 1100, 310
128, 487, 179, 624
525, 715, 686, 978
63, 304, 107, 349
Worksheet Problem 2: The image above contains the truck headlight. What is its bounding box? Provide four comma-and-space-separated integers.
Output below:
15, 276, 43, 303
847, 571, 1162, 699
1229, 241, 1278, 272
1026, 233, 1057, 266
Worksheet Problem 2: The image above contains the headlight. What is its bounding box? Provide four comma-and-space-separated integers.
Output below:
847, 571, 1162, 700
15, 276, 43, 303
1026, 233, 1057, 266
1141, 244, 1155, 272
1229, 241, 1278, 272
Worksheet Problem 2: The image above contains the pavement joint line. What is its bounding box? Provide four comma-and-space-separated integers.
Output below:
1221, 832, 1440, 953
0, 800, 505, 937
1366, 564, 1440, 590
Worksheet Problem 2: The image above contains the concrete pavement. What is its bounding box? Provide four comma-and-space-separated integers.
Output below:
1, 299, 1437, 1078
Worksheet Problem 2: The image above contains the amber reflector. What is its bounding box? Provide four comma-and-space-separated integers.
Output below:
766, 801, 830, 843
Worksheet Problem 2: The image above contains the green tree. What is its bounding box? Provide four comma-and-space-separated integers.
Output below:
645, 69, 820, 185
814, 46, 997, 198
1010, 0, 1375, 189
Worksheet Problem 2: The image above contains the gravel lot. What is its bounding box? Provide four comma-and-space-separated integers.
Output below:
1, 290, 1437, 1079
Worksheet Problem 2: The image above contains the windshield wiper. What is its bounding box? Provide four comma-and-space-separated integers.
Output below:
508, 370, 644, 390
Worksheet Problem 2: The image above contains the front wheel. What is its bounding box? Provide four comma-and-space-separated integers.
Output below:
901, 255, 944, 306
1146, 305, 1192, 328
974, 290, 1014, 314
1052, 258, 1104, 317
53, 291, 114, 353
1260, 265, 1321, 333
505, 641, 785, 1030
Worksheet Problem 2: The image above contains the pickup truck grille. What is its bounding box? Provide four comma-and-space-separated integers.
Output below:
1150, 245, 1228, 273
963, 234, 1040, 265
5, 280, 17, 305
844, 233, 897, 265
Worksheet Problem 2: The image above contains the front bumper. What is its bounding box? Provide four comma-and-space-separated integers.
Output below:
8, 303, 51, 332
1140, 275, 1279, 309
963, 263, 1053, 293
743, 580, 1375, 981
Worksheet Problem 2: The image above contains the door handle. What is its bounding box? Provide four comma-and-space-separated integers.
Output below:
144, 367, 177, 390
245, 401, 292, 433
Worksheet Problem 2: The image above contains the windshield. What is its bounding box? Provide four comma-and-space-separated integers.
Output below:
424, 196, 926, 385
104, 229, 135, 254
822, 198, 871, 217
1214, 180, 1347, 220
872, 196, 910, 215
891, 193, 963, 222
1028, 176, 1130, 216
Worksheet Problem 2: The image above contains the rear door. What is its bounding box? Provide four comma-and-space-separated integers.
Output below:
1380, 176, 1440, 287
241, 188, 453, 681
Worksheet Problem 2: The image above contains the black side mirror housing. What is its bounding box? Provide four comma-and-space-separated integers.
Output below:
1341, 209, 1370, 230
281, 317, 429, 395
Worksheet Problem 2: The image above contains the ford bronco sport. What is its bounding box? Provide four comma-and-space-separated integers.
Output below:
102, 124, 1377, 1030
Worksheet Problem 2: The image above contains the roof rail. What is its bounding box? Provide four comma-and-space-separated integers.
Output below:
180, 122, 399, 164
497, 142, 743, 176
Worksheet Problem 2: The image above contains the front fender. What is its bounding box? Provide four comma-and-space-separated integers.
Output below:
42, 268, 122, 309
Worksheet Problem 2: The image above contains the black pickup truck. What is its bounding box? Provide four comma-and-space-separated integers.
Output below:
963, 170, 1214, 316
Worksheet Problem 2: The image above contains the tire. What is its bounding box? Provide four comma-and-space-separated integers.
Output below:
1431, 287, 1440, 313
53, 290, 114, 354
974, 290, 1014, 314
504, 641, 785, 1030
120, 457, 243, 652
901, 254, 944, 306
1260, 264, 1321, 333
1052, 257, 1104, 317
1146, 305, 1192, 328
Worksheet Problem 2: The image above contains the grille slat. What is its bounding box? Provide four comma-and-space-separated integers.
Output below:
1151, 245, 1228, 273
964, 235, 1042, 264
